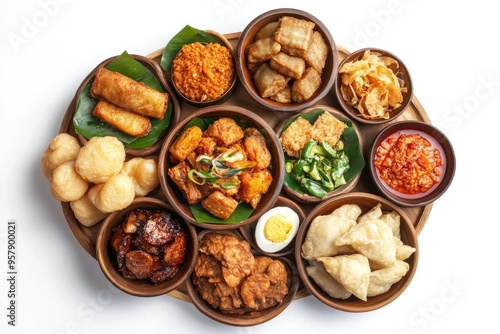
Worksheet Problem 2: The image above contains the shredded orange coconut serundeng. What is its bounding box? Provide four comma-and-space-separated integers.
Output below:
172, 42, 234, 102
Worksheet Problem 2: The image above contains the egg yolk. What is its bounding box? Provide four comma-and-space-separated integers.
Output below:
264, 214, 292, 243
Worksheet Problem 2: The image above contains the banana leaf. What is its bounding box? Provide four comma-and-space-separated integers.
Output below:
160, 25, 223, 73
73, 51, 173, 149
176, 116, 260, 224
283, 109, 365, 194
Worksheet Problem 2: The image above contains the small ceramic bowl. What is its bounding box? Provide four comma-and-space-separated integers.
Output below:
335, 48, 413, 124
275, 105, 365, 204
158, 105, 284, 230
236, 8, 338, 113
186, 229, 300, 326
70, 54, 180, 157
239, 196, 306, 257
96, 197, 198, 297
368, 120, 456, 207
170, 30, 238, 107
295, 192, 418, 312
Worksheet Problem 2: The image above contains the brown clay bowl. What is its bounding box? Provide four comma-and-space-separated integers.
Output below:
236, 8, 338, 113
275, 105, 365, 204
169, 30, 238, 107
186, 229, 300, 326
71, 54, 180, 157
96, 197, 198, 297
295, 192, 418, 312
158, 105, 284, 230
335, 48, 413, 124
239, 196, 306, 257
368, 120, 456, 207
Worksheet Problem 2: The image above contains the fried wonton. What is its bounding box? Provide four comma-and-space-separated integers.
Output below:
317, 254, 371, 301
334, 218, 397, 267
306, 260, 352, 299
367, 259, 409, 297
301, 204, 361, 260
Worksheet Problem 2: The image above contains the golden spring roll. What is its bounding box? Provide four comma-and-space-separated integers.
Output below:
93, 100, 152, 137
90, 67, 168, 119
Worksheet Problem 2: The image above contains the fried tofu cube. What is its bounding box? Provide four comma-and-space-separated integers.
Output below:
253, 63, 289, 98
291, 67, 322, 103
274, 16, 315, 57
255, 21, 279, 40
246, 37, 281, 63
304, 31, 329, 74
204, 117, 245, 147
169, 126, 203, 162
269, 52, 306, 79
269, 85, 292, 103
201, 191, 239, 220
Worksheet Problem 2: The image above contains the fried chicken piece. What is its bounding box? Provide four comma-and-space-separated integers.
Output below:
204, 117, 244, 147
243, 128, 271, 170
240, 258, 289, 310
237, 169, 273, 209
194, 253, 224, 283
199, 233, 255, 287
168, 161, 203, 204
214, 281, 244, 312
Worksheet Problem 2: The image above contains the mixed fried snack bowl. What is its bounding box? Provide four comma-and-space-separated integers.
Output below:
368, 121, 456, 207
169, 30, 238, 107
295, 192, 418, 312
71, 53, 180, 157
275, 105, 365, 204
236, 8, 338, 113
335, 48, 413, 124
158, 105, 285, 230
96, 197, 198, 297
186, 229, 300, 326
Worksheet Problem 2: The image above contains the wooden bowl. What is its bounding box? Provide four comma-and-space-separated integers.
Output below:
275, 105, 365, 204
236, 8, 338, 113
170, 30, 238, 107
158, 105, 284, 230
368, 121, 456, 207
72, 54, 180, 157
335, 48, 413, 124
186, 230, 300, 326
96, 197, 198, 297
295, 192, 418, 312
239, 196, 306, 257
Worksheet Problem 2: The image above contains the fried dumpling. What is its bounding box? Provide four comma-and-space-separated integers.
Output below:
367, 260, 409, 297
394, 237, 416, 261
306, 260, 352, 299
301, 204, 361, 260
334, 218, 396, 267
317, 254, 370, 301
380, 211, 401, 239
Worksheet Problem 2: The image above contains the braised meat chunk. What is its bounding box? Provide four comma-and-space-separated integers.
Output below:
168, 161, 202, 204
204, 117, 244, 147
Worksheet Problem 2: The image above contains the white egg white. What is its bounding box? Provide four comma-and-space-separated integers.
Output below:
255, 206, 300, 253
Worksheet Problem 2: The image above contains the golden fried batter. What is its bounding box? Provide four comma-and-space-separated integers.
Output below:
193, 235, 289, 314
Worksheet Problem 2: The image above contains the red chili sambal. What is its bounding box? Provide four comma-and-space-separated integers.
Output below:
374, 132, 443, 195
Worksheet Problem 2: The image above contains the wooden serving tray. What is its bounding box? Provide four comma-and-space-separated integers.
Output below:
59, 32, 432, 303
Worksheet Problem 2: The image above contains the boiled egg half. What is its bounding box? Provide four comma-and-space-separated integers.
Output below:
255, 206, 300, 253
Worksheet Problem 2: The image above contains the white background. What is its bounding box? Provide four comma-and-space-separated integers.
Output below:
1, 0, 498, 333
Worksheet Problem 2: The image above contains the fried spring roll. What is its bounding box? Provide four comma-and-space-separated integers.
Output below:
90, 68, 168, 119
93, 100, 151, 137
